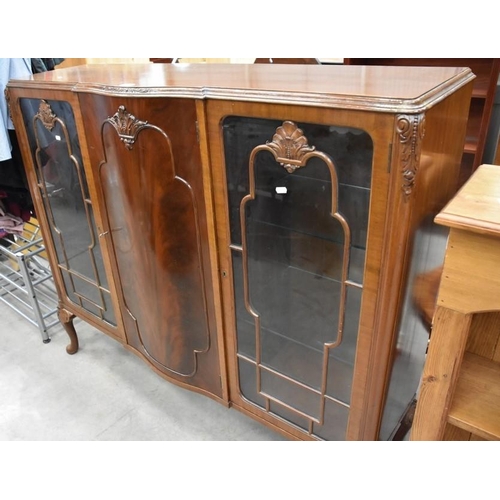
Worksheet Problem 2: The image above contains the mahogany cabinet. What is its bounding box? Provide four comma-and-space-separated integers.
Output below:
7, 63, 474, 440
345, 59, 500, 186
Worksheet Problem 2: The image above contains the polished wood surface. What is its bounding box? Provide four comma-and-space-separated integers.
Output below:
359, 82, 473, 440
254, 58, 320, 64
79, 94, 223, 397
7, 64, 474, 440
57, 306, 79, 355
411, 164, 500, 440
346, 59, 500, 185
9, 64, 474, 113
205, 73, 472, 440
435, 163, 500, 236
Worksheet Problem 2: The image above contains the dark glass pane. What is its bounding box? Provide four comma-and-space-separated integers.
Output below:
269, 401, 309, 431
238, 357, 266, 408
223, 116, 373, 253
225, 116, 373, 437
20, 98, 115, 325
326, 285, 362, 404
312, 399, 349, 441
232, 250, 256, 360
379, 217, 449, 440
261, 368, 321, 420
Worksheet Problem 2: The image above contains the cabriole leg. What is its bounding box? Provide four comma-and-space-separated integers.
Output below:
57, 306, 79, 355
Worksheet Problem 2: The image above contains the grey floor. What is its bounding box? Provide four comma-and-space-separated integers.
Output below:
0, 301, 286, 441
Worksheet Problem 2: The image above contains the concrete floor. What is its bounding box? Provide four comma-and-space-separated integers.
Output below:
0, 301, 285, 441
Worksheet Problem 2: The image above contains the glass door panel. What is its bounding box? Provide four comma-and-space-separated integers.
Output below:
223, 116, 373, 438
20, 98, 116, 326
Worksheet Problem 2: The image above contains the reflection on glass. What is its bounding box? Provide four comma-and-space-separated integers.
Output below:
20, 98, 116, 326
378, 216, 449, 440
225, 116, 373, 439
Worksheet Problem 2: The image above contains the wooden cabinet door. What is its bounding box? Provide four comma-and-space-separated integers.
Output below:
12, 93, 122, 339
213, 110, 378, 439
79, 95, 223, 399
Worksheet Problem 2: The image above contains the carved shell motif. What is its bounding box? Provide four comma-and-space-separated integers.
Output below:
397, 114, 426, 198
267, 121, 315, 173
106, 105, 149, 150
37, 100, 57, 131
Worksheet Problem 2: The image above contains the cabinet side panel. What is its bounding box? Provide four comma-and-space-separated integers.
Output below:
378, 82, 473, 440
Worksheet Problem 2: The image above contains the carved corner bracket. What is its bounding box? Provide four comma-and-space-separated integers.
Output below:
396, 114, 426, 198
267, 121, 315, 173
106, 105, 149, 150
36, 100, 58, 131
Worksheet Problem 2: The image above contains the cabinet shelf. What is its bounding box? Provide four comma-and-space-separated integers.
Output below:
463, 140, 478, 154
448, 352, 500, 440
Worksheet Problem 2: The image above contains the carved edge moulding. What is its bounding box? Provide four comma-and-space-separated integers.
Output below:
10, 65, 472, 113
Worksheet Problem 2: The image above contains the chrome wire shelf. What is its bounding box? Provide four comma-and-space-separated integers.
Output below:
0, 220, 58, 343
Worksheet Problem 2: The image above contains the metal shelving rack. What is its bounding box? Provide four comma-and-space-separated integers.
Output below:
0, 219, 58, 343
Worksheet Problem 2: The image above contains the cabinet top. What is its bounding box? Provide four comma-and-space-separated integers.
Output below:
8, 63, 474, 113
436, 164, 500, 237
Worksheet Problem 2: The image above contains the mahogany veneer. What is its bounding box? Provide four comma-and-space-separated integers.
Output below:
7, 63, 474, 440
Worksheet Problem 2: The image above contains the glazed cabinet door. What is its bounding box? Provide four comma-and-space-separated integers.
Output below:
208, 102, 394, 440
8, 90, 123, 340
79, 95, 223, 399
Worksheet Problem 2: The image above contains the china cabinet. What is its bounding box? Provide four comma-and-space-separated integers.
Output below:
7, 63, 474, 439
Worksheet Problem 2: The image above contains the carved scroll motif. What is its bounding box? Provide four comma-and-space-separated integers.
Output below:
36, 100, 58, 131
397, 114, 426, 198
105, 105, 149, 150
266, 120, 316, 173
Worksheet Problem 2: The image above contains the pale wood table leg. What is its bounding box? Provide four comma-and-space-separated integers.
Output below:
57, 306, 79, 355
410, 306, 472, 440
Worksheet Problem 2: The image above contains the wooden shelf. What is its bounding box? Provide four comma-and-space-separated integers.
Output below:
411, 165, 500, 440
463, 139, 479, 154
448, 352, 500, 440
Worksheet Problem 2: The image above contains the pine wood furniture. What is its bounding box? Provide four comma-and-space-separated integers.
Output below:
345, 59, 500, 187
411, 163, 500, 441
6, 63, 474, 440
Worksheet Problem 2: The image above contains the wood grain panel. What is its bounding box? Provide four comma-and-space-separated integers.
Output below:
79, 94, 222, 397
448, 352, 500, 440
9, 64, 474, 114
410, 307, 471, 440
437, 229, 500, 314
